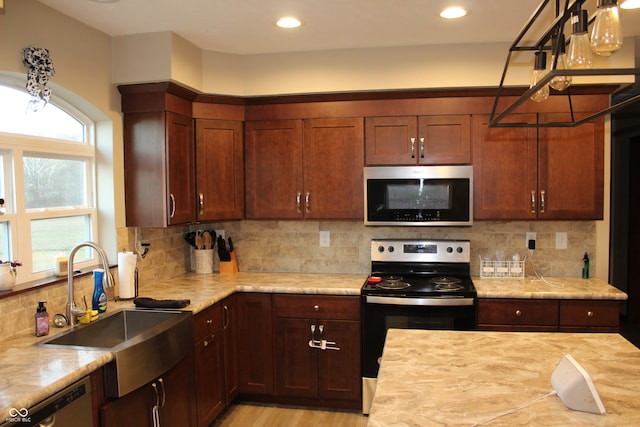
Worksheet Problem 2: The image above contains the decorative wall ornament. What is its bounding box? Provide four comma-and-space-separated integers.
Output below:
22, 46, 55, 111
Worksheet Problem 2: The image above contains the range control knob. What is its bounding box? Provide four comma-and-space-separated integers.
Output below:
388, 246, 395, 253
446, 246, 453, 253
457, 246, 464, 253
378, 246, 385, 253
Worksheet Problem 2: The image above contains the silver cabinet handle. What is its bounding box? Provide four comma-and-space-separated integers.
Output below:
158, 378, 166, 408
419, 137, 425, 158
530, 191, 536, 214
199, 192, 204, 215
305, 192, 310, 213
223, 305, 230, 329
169, 194, 176, 218
296, 192, 302, 213
410, 137, 416, 158
540, 190, 546, 214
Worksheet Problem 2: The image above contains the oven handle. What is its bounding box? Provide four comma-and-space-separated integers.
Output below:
365, 295, 475, 306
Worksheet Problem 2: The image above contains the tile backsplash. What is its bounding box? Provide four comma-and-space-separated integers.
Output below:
126, 219, 596, 284
0, 219, 595, 340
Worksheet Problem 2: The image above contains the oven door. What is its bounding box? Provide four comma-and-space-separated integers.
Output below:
361, 296, 476, 413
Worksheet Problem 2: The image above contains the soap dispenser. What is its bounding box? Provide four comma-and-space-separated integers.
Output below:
582, 252, 590, 279
92, 268, 107, 313
35, 301, 49, 337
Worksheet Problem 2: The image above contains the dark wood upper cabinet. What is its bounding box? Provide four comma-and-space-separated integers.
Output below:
473, 112, 604, 220
245, 117, 364, 220
195, 119, 244, 221
365, 115, 470, 165
123, 111, 196, 227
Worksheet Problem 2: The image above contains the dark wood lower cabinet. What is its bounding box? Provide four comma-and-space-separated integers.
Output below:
273, 295, 361, 407
100, 353, 196, 427
478, 298, 620, 332
237, 293, 274, 395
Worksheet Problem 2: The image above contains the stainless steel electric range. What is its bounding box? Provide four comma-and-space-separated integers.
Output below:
361, 239, 477, 413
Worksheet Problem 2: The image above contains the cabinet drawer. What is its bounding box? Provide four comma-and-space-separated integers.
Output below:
478, 299, 558, 327
559, 300, 620, 328
273, 295, 360, 320
194, 303, 223, 343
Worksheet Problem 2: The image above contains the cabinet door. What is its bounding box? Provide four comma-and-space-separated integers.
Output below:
101, 380, 154, 427
222, 295, 240, 402
559, 300, 620, 332
237, 293, 274, 395
193, 305, 224, 426
472, 114, 538, 220
245, 120, 303, 219
417, 115, 471, 165
317, 319, 361, 401
195, 119, 244, 221
166, 111, 196, 225
365, 116, 417, 165
303, 117, 364, 219
275, 317, 318, 398
160, 353, 197, 427
194, 331, 225, 425
124, 111, 195, 227
538, 113, 604, 219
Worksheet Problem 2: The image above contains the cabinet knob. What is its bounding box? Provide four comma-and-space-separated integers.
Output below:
203, 340, 209, 347
587, 311, 594, 318
515, 309, 522, 317
207, 319, 213, 324
313, 305, 320, 311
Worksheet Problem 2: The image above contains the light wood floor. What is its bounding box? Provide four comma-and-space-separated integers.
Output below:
211, 403, 369, 427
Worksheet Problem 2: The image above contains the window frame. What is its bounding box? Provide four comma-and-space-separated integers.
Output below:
0, 79, 99, 284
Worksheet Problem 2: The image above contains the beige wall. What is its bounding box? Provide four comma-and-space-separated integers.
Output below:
0, 0, 124, 258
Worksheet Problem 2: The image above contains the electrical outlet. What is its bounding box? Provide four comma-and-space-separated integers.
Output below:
319, 230, 330, 247
526, 232, 536, 249
556, 232, 568, 249
215, 229, 225, 239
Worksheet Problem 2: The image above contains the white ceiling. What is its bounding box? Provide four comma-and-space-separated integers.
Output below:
36, 0, 640, 55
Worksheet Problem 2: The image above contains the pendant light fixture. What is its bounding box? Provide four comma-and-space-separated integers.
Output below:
489, 0, 640, 128
549, 33, 572, 91
530, 51, 550, 102
567, 9, 594, 69
590, 0, 623, 56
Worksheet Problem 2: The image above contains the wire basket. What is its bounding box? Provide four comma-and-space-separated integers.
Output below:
480, 260, 525, 278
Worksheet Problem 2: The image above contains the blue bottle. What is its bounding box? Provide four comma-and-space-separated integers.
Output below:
92, 269, 107, 313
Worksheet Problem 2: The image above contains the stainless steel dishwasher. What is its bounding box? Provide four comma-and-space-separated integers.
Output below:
1, 376, 93, 427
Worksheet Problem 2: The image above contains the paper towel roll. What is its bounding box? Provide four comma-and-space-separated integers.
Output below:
118, 251, 137, 299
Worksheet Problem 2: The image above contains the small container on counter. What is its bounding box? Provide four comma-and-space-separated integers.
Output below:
54, 255, 68, 277
35, 300, 49, 336
582, 252, 590, 279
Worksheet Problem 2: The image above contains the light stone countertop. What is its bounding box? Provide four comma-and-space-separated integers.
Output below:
368, 329, 640, 427
473, 276, 627, 300
0, 271, 364, 421
0, 271, 626, 422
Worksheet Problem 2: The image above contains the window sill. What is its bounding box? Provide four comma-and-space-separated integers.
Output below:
0, 265, 116, 301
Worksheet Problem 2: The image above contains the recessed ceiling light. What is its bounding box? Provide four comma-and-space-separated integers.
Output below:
276, 17, 302, 29
440, 6, 467, 19
620, 0, 640, 9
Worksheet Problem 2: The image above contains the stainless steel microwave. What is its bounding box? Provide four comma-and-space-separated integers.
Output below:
364, 165, 473, 226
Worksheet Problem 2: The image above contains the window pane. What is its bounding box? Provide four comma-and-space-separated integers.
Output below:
24, 156, 88, 209
0, 86, 85, 142
0, 222, 8, 262
31, 216, 91, 272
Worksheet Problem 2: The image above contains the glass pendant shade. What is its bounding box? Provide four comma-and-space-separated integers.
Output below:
549, 33, 572, 91
530, 51, 549, 102
590, 0, 623, 56
567, 9, 594, 69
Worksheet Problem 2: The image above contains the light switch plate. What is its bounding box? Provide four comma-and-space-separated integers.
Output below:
556, 232, 568, 249
319, 230, 330, 247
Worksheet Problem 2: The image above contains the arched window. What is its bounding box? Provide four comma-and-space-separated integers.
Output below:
0, 80, 98, 284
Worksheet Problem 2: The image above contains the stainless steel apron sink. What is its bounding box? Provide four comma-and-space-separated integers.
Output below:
38, 308, 193, 397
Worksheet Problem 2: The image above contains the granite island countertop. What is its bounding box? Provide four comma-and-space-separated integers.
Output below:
369, 329, 640, 426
